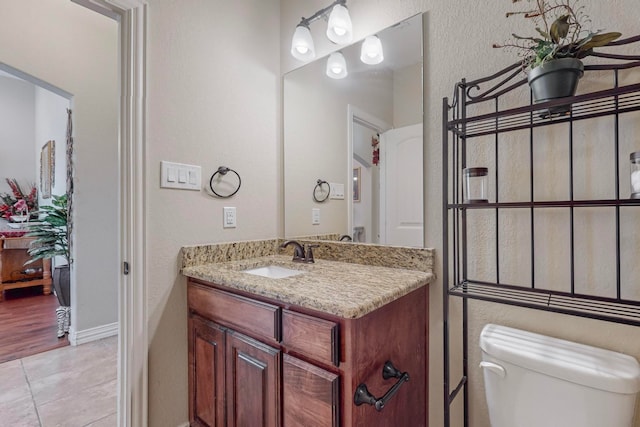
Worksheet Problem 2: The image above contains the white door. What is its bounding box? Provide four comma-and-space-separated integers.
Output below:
380, 124, 423, 247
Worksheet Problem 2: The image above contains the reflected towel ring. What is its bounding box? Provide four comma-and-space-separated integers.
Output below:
209, 166, 241, 198
313, 179, 330, 202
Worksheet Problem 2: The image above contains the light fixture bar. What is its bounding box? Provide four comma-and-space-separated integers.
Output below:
297, 0, 346, 28
291, 0, 352, 62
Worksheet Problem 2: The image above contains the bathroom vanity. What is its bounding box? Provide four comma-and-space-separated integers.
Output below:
182, 243, 434, 427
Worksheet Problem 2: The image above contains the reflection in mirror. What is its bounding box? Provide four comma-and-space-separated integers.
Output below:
284, 13, 424, 247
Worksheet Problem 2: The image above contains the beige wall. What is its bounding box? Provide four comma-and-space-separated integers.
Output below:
393, 62, 422, 127
0, 0, 119, 335
0, 77, 36, 194
35, 86, 70, 208
145, 0, 281, 425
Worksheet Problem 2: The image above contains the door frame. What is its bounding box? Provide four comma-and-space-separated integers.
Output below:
71, 1, 148, 426
347, 105, 391, 242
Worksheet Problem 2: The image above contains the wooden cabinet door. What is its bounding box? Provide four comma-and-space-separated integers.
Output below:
189, 315, 226, 427
226, 330, 281, 427
283, 354, 340, 427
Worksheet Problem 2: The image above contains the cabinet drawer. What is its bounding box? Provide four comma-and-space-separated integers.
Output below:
282, 309, 339, 367
283, 354, 340, 427
188, 282, 280, 343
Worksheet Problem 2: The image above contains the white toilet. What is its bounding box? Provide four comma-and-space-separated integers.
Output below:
480, 323, 640, 427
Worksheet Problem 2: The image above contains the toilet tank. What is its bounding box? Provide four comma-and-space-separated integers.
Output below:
480, 324, 640, 427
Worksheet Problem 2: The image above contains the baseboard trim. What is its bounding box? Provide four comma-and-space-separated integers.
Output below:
176, 423, 190, 427
69, 322, 118, 346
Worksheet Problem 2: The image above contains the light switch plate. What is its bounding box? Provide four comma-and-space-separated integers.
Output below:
312, 208, 320, 225
330, 182, 345, 199
223, 207, 237, 228
161, 161, 201, 191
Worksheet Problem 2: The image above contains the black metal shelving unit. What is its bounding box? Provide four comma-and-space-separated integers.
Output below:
443, 35, 640, 427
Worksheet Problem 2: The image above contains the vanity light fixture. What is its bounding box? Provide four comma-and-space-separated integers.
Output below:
290, 0, 353, 62
326, 2, 353, 44
291, 23, 315, 61
360, 35, 384, 65
326, 52, 348, 79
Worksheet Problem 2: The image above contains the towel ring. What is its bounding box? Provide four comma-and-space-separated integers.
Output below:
209, 166, 241, 198
313, 179, 330, 202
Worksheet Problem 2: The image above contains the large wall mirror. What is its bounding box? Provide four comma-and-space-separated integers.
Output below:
284, 13, 424, 247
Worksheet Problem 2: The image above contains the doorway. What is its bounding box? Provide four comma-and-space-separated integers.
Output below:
0, 68, 72, 360
0, 1, 148, 425
348, 106, 423, 247
348, 105, 391, 244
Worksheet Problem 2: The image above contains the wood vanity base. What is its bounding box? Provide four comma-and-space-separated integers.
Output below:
187, 278, 428, 427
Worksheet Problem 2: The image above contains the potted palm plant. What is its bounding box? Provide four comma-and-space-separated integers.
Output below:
494, 0, 621, 113
25, 194, 70, 337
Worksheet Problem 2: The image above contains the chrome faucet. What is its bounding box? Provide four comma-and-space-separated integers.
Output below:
280, 240, 318, 263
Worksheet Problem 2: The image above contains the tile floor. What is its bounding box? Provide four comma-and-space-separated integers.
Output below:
0, 336, 117, 427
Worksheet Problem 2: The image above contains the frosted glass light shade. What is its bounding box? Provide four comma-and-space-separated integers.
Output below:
360, 35, 384, 65
326, 52, 348, 79
326, 4, 353, 44
291, 25, 316, 61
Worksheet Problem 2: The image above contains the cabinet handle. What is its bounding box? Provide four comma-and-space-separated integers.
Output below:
353, 361, 410, 411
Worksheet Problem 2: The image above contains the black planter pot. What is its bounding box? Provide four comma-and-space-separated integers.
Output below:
52, 264, 71, 306
527, 58, 584, 115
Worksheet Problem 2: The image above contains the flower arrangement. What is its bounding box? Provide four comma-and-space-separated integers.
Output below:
493, 0, 621, 69
0, 178, 38, 220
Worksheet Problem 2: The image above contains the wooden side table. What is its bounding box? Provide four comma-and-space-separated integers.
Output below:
0, 237, 52, 302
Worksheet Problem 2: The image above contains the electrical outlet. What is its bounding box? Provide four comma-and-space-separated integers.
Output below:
330, 182, 345, 199
312, 208, 320, 225
223, 207, 237, 228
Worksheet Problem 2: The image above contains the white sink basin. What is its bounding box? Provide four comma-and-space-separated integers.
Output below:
242, 265, 305, 279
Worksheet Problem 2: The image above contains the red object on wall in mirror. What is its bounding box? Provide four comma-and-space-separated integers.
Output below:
372, 135, 380, 166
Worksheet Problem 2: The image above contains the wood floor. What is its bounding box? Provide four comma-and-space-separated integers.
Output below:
0, 286, 68, 364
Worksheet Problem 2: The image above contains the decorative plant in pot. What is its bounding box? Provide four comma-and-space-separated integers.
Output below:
493, 0, 621, 113
25, 194, 70, 337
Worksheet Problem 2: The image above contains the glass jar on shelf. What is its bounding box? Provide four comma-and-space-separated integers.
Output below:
463, 167, 488, 203
631, 151, 640, 199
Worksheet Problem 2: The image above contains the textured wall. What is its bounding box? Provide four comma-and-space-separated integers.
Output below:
423, 2, 640, 427
145, 0, 281, 425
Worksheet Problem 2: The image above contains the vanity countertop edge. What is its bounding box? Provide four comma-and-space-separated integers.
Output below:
182, 254, 434, 319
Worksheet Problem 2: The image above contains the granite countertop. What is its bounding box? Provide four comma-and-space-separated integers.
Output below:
182, 255, 434, 319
